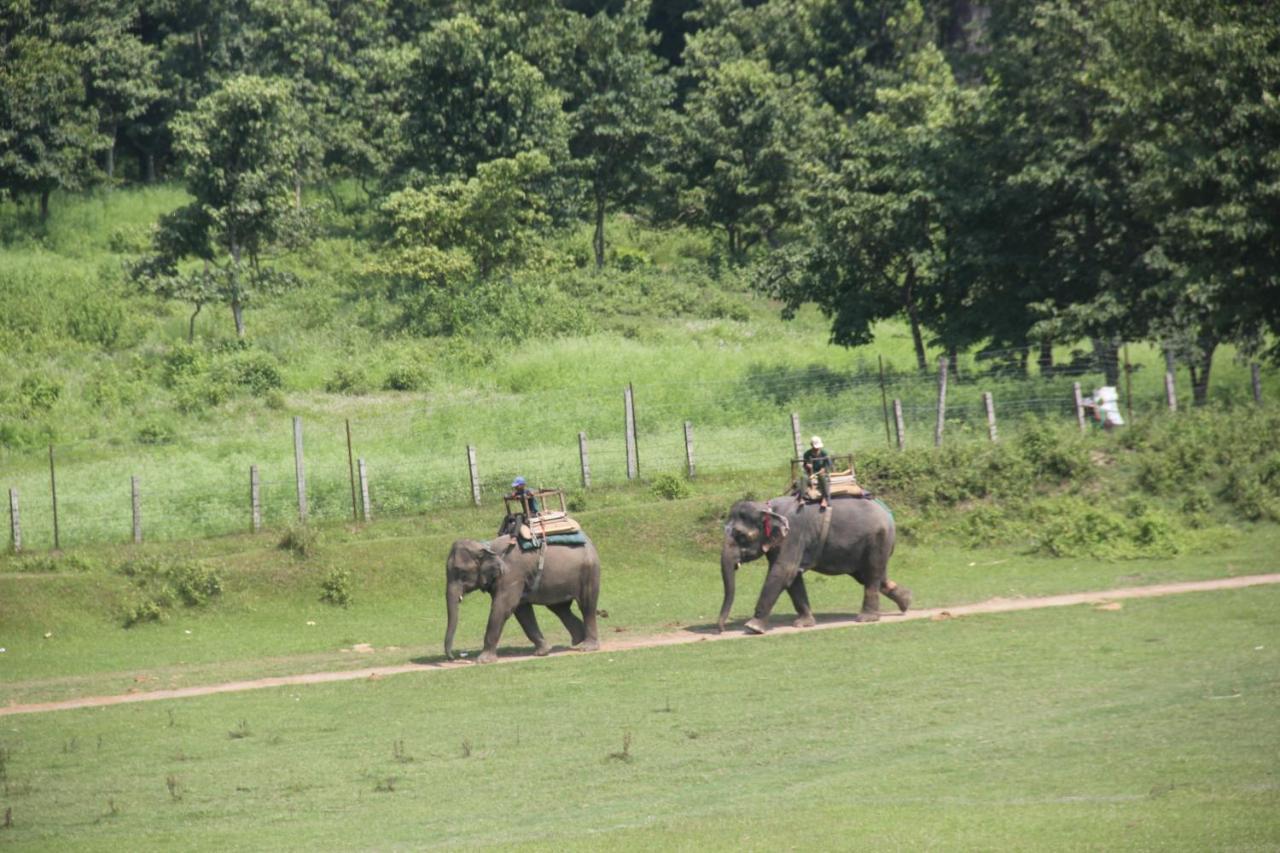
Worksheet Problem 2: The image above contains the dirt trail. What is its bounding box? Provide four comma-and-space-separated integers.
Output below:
4, 573, 1278, 717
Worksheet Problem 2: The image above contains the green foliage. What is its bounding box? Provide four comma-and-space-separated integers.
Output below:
278, 523, 318, 558
325, 365, 369, 396
320, 567, 353, 607
117, 555, 222, 627
649, 473, 690, 501
1029, 497, 1183, 559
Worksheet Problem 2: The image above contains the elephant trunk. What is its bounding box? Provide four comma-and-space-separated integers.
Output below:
717, 545, 738, 633
444, 579, 464, 659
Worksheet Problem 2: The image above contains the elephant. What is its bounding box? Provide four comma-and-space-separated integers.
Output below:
718, 495, 910, 634
444, 533, 601, 663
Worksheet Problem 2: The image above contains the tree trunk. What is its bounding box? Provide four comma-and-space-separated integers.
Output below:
106, 122, 117, 180
39, 189, 50, 222
593, 193, 606, 269
188, 302, 202, 343
146, 153, 156, 184
1189, 334, 1218, 406
1038, 339, 1054, 374
294, 175, 302, 210
1093, 337, 1120, 386
948, 345, 959, 379
230, 241, 246, 339
904, 265, 927, 373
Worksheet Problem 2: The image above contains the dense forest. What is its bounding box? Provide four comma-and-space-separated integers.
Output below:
2, 0, 1277, 401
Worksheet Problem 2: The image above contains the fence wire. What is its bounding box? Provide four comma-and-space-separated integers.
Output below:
1, 356, 1268, 552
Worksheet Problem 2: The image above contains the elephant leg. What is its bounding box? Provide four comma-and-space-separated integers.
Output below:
855, 582, 882, 623
546, 600, 586, 646
881, 579, 912, 613
787, 573, 817, 628
513, 602, 551, 656
576, 580, 600, 652
478, 587, 521, 663
745, 563, 798, 634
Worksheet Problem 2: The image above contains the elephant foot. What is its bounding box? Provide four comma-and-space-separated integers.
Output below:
853, 612, 881, 624
533, 644, 552, 657
476, 650, 499, 664
792, 614, 817, 628
886, 586, 912, 613
576, 639, 600, 652
743, 617, 769, 634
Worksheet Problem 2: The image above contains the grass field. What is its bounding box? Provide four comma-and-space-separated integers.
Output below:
1, 585, 1276, 850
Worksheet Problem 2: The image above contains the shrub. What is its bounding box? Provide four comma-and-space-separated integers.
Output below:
116, 556, 222, 627
17, 375, 61, 416
325, 365, 368, 395
217, 349, 284, 396
65, 295, 133, 349
321, 568, 353, 607
650, 473, 690, 500
383, 362, 427, 392
279, 523, 318, 558
136, 418, 177, 445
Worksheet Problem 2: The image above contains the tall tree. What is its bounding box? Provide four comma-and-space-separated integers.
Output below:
565, 0, 674, 268
132, 75, 304, 339
0, 0, 108, 218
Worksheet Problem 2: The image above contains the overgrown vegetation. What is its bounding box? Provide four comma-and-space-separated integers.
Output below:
116, 555, 223, 627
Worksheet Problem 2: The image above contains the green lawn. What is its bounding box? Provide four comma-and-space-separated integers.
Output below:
1, 587, 1276, 850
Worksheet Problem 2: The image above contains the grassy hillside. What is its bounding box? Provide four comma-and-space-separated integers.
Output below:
4, 187, 1275, 551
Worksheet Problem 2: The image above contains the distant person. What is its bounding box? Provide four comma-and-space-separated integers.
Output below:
510, 477, 540, 515
801, 436, 833, 510
1085, 386, 1125, 430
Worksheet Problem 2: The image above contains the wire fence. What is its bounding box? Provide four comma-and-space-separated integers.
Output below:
1, 348, 1270, 553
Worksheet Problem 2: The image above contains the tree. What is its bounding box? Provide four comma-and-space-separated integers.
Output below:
392, 13, 569, 185
565, 0, 674, 268
132, 75, 304, 339
0, 0, 108, 218
674, 58, 810, 260
84, 1, 160, 180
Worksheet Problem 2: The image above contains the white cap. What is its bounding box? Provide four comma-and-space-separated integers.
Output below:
810, 436, 823, 448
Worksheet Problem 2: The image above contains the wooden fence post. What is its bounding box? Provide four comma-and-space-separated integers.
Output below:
1252, 363, 1263, 404
684, 421, 696, 478
1123, 345, 1134, 425
292, 416, 307, 522
1073, 382, 1087, 432
467, 445, 481, 506
250, 465, 261, 533
130, 475, 142, 544
934, 355, 948, 448
893, 399, 905, 451
624, 384, 638, 480
790, 413, 803, 459
982, 392, 998, 442
8, 488, 19, 554
48, 445, 60, 551
358, 458, 371, 521
346, 419, 358, 522
578, 432, 591, 488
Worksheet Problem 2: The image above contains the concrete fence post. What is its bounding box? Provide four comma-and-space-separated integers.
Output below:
1164, 371, 1178, 413
982, 392, 998, 442
624, 384, 638, 480
934, 356, 949, 448
250, 465, 261, 533
358, 458, 371, 521
1073, 382, 1087, 432
790, 413, 803, 459
467, 445, 481, 506
893, 399, 905, 451
684, 421, 696, 478
578, 432, 591, 488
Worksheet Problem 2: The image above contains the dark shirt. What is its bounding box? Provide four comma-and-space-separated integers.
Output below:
513, 490, 540, 515
803, 448, 833, 474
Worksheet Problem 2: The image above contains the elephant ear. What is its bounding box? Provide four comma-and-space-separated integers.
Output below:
479, 548, 507, 588
762, 507, 790, 550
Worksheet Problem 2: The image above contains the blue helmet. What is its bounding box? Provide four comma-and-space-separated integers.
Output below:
512, 476, 526, 488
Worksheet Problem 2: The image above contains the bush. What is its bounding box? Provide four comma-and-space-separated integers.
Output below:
116, 556, 223, 627
217, 349, 284, 396
383, 362, 428, 392
279, 523, 318, 558
325, 365, 369, 395
136, 418, 177, 445
650, 473, 690, 500
17, 375, 61, 416
321, 568, 353, 607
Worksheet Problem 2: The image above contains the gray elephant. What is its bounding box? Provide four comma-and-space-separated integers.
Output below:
718, 496, 910, 633
444, 534, 601, 663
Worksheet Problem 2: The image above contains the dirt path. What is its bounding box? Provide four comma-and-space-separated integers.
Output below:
4, 573, 1278, 717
